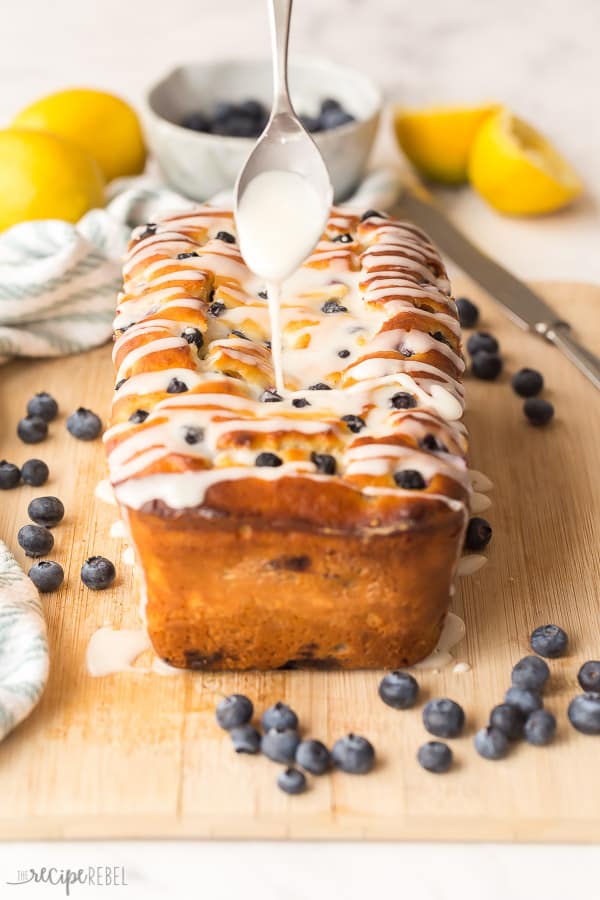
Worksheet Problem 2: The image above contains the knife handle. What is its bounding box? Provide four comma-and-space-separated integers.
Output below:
540, 323, 600, 391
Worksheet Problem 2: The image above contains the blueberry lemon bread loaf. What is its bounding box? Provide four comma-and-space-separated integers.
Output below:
104, 208, 469, 670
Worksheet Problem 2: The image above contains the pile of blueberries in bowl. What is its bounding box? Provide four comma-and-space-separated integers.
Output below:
180, 96, 355, 139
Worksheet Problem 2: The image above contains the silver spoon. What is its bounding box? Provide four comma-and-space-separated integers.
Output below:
234, 0, 332, 225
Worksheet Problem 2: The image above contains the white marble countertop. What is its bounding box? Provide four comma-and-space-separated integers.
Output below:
1, 0, 599, 895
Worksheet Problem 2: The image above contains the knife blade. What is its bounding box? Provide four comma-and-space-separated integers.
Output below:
391, 190, 600, 390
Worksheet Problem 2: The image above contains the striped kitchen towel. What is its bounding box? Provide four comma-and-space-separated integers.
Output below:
0, 178, 196, 364
0, 169, 401, 365
0, 540, 49, 742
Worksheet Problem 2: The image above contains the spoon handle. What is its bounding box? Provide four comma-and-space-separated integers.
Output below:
268, 0, 293, 114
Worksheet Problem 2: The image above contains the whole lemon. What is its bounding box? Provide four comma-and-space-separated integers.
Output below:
0, 129, 105, 231
13, 88, 146, 183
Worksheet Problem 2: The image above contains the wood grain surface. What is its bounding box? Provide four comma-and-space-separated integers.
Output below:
0, 279, 598, 841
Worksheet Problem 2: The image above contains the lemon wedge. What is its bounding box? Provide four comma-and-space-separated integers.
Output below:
13, 89, 146, 183
0, 129, 104, 231
393, 104, 499, 184
468, 109, 582, 215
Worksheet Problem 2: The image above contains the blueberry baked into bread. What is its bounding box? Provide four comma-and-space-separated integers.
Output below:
104, 208, 469, 670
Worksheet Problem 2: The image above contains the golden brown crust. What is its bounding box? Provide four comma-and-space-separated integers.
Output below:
129, 504, 465, 670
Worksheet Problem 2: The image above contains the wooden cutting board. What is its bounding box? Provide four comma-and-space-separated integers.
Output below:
0, 279, 599, 842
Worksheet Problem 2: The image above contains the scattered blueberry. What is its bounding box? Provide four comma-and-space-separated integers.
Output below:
261, 728, 301, 764
524, 397, 554, 426
489, 703, 525, 741
419, 433, 446, 453
504, 686, 543, 717
261, 702, 299, 732
455, 297, 479, 329
259, 389, 283, 403
21, 459, 49, 487
138, 223, 156, 240
360, 209, 385, 222
511, 656, 550, 692
28, 560, 64, 593
27, 496, 64, 528
300, 114, 320, 133
176, 250, 199, 259
181, 326, 204, 350
216, 231, 236, 244
308, 383, 331, 390
180, 97, 353, 138
66, 407, 102, 440
183, 426, 203, 445
578, 661, 600, 693
256, 452, 282, 467
322, 299, 348, 314
0, 460, 21, 489
422, 699, 465, 738
216, 694, 254, 731
567, 693, 600, 735
464, 517, 492, 551
378, 671, 419, 709
474, 726, 509, 760
390, 391, 416, 410
115, 378, 127, 390
530, 624, 568, 659
208, 301, 226, 317
466, 332, 499, 356
332, 233, 353, 244
129, 409, 149, 424
26, 392, 59, 423
292, 398, 311, 408
337, 349, 350, 358
511, 368, 544, 397
17, 524, 54, 558
331, 734, 375, 774
393, 469, 426, 490
230, 724, 261, 754
296, 739, 331, 775
320, 107, 354, 129
430, 330, 453, 348
180, 112, 209, 132
166, 378, 188, 394
277, 767, 307, 795
524, 709, 556, 746
310, 452, 337, 475
17, 415, 48, 444
239, 98, 264, 118
471, 351, 503, 381
341, 414, 365, 433
80, 556, 116, 590
417, 741, 453, 773
321, 98, 343, 114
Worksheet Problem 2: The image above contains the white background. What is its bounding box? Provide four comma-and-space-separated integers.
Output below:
2, 0, 600, 896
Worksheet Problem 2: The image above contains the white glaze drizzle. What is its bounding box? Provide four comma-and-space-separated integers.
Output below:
107, 209, 469, 514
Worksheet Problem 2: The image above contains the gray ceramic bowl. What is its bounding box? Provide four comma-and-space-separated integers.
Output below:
144, 58, 382, 202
